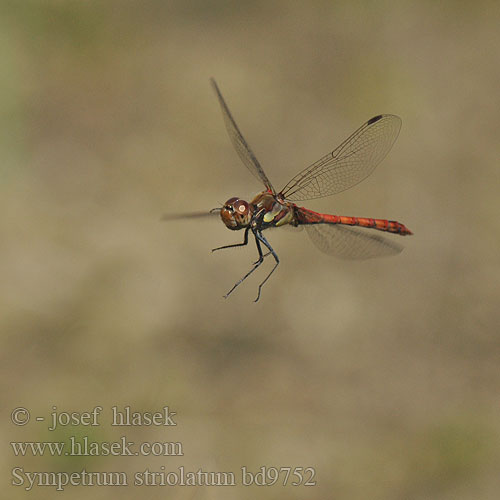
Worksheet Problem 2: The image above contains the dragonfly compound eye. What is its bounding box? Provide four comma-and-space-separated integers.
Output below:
234, 200, 249, 214
220, 198, 252, 230
233, 200, 252, 226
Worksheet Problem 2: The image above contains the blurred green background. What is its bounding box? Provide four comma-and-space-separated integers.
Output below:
1, 1, 499, 499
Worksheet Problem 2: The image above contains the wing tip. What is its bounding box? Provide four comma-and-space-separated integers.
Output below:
209, 77, 218, 92
367, 114, 384, 125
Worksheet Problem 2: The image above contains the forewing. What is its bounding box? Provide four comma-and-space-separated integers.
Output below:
210, 78, 275, 193
161, 209, 220, 221
281, 114, 401, 201
305, 223, 403, 259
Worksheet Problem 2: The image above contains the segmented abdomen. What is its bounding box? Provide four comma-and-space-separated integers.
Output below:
295, 208, 413, 235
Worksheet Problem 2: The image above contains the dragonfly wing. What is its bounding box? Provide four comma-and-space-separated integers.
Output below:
281, 114, 401, 201
161, 209, 220, 221
210, 79, 275, 193
305, 223, 403, 259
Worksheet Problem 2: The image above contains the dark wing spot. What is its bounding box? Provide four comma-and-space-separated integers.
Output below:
367, 114, 383, 125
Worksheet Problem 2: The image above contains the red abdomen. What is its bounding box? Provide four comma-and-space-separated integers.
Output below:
295, 207, 412, 235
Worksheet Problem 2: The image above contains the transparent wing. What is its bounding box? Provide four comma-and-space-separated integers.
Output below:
161, 208, 220, 221
281, 114, 401, 201
305, 223, 403, 259
210, 78, 275, 193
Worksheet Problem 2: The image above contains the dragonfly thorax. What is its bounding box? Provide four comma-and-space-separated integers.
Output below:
220, 197, 253, 230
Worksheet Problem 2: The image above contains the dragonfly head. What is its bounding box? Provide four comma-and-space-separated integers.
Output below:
220, 197, 252, 230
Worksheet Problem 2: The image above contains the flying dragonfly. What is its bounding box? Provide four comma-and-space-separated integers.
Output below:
164, 79, 412, 302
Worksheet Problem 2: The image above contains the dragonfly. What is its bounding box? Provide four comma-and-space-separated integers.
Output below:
165, 79, 412, 302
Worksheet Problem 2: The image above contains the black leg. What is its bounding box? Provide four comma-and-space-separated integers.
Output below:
253, 248, 272, 264
223, 229, 265, 299
212, 227, 249, 252
253, 231, 279, 302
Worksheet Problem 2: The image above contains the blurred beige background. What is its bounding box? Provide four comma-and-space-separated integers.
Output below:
1, 1, 499, 499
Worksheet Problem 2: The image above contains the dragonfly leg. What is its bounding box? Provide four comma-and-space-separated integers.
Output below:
252, 230, 265, 264
254, 231, 279, 302
253, 245, 272, 264
212, 227, 249, 252
253, 250, 271, 265
223, 230, 265, 299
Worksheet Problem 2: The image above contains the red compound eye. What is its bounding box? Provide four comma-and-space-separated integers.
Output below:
235, 200, 249, 214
